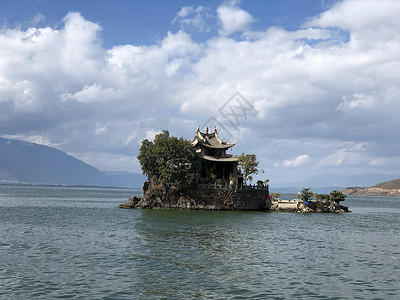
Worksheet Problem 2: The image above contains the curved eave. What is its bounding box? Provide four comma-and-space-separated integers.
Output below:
200, 155, 238, 162
197, 143, 236, 150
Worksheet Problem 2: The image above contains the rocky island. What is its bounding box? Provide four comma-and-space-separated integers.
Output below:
121, 128, 270, 210
120, 177, 269, 210
267, 188, 349, 213
121, 128, 349, 213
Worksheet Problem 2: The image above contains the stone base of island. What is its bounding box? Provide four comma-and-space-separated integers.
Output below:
120, 179, 349, 213
270, 199, 349, 213
120, 178, 270, 210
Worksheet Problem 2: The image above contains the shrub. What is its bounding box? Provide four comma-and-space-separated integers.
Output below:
137, 130, 198, 188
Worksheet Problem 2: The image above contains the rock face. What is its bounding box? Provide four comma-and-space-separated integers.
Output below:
298, 201, 349, 213
119, 196, 141, 209
120, 178, 271, 211
269, 200, 349, 213
342, 187, 400, 197
120, 179, 349, 212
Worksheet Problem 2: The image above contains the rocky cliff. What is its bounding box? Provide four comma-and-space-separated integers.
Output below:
120, 179, 350, 212
120, 178, 271, 211
269, 200, 349, 213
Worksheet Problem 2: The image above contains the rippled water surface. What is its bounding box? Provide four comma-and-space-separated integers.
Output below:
1, 185, 399, 299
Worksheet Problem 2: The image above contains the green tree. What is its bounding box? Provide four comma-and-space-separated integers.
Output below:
330, 190, 346, 203
271, 193, 280, 199
237, 153, 259, 184
300, 187, 314, 202
137, 130, 198, 188
315, 193, 330, 201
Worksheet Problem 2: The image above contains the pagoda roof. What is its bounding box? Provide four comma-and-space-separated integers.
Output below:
200, 155, 238, 162
191, 127, 235, 149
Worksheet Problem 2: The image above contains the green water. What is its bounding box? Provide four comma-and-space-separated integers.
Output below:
0, 185, 399, 299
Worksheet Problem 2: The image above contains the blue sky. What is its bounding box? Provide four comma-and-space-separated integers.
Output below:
0, 0, 333, 46
1, 0, 400, 186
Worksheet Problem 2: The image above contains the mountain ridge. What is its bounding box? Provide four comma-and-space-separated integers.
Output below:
0, 137, 145, 188
372, 178, 400, 189
342, 178, 400, 197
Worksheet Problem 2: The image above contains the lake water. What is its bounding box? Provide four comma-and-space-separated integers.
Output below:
1, 185, 399, 299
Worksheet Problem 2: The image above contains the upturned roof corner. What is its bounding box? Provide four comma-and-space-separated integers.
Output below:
191, 126, 236, 150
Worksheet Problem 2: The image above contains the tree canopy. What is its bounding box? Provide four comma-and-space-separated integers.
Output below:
237, 153, 259, 183
315, 193, 331, 201
137, 130, 198, 188
330, 190, 347, 203
301, 188, 346, 203
300, 187, 314, 202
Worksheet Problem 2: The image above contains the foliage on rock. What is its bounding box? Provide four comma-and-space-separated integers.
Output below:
302, 189, 346, 204
315, 193, 331, 201
271, 192, 280, 199
137, 130, 198, 188
300, 187, 314, 202
330, 190, 346, 203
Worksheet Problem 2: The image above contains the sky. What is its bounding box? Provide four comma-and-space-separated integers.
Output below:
1, 0, 400, 185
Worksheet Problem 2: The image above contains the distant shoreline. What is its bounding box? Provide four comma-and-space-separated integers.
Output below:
0, 181, 141, 190
342, 187, 400, 197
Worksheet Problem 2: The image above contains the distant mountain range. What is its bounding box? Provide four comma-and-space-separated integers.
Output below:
0, 137, 145, 188
1, 136, 397, 192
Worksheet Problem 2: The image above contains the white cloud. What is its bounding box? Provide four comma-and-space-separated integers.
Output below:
145, 130, 161, 141
28, 13, 45, 27
313, 142, 382, 171
61, 83, 118, 103
2, 134, 58, 148
1, 1, 400, 182
95, 123, 107, 135
161, 30, 199, 57
175, 6, 192, 19
123, 132, 137, 146
217, 4, 254, 35
71, 152, 142, 173
172, 6, 212, 32
60, 12, 104, 74
106, 45, 142, 69
281, 155, 311, 168
306, 0, 400, 33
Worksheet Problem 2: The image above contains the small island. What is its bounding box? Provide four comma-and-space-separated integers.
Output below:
269, 188, 349, 213
120, 128, 349, 212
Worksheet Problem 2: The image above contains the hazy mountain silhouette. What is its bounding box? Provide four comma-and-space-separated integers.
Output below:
0, 137, 144, 188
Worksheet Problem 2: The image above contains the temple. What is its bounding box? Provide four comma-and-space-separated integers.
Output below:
191, 127, 241, 184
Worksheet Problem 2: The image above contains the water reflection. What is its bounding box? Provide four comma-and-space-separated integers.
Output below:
128, 205, 400, 299
131, 210, 265, 298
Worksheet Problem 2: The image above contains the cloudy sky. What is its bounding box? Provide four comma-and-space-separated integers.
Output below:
1, 0, 399, 185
